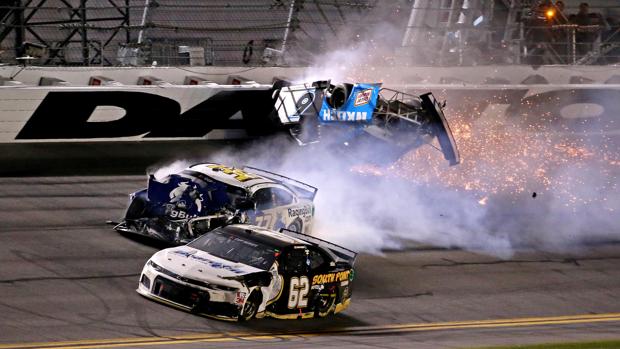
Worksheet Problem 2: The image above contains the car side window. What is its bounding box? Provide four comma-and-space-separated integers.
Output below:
254, 187, 294, 209
254, 188, 275, 210
283, 247, 309, 275
307, 247, 326, 271
272, 187, 294, 206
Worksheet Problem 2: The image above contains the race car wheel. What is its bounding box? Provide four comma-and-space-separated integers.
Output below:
239, 292, 260, 321
286, 219, 303, 233
314, 289, 337, 318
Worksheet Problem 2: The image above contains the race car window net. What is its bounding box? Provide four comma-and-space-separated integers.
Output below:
242, 166, 317, 201
188, 229, 277, 271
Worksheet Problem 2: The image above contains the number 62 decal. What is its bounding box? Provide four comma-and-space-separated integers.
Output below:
287, 276, 309, 309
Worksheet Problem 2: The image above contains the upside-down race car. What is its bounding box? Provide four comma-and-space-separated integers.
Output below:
137, 224, 357, 321
272, 80, 460, 165
111, 163, 316, 245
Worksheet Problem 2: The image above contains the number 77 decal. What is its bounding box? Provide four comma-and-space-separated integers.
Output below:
254, 214, 273, 228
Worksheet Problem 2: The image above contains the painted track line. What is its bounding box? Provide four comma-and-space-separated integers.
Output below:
2, 313, 620, 349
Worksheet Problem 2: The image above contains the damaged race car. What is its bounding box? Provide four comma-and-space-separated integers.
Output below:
137, 224, 357, 321
111, 163, 316, 245
271, 80, 460, 166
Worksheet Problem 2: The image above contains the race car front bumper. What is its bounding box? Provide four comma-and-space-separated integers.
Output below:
137, 261, 247, 320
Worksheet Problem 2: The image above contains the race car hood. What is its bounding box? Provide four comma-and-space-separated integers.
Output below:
151, 246, 263, 286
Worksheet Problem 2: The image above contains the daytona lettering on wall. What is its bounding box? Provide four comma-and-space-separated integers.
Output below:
6, 86, 620, 141
15, 90, 275, 139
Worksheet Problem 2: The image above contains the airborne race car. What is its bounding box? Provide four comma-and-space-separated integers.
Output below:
137, 224, 357, 321
112, 163, 316, 245
272, 80, 460, 166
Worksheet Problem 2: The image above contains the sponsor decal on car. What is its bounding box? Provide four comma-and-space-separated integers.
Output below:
311, 270, 351, 285
172, 250, 246, 274
207, 165, 260, 182
287, 206, 312, 218
354, 88, 373, 106
235, 291, 247, 304
321, 109, 368, 121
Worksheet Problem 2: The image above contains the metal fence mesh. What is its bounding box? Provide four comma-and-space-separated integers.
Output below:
0, 0, 619, 67
0, 0, 378, 66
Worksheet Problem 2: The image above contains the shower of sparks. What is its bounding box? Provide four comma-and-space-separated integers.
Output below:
478, 196, 489, 205
353, 100, 620, 211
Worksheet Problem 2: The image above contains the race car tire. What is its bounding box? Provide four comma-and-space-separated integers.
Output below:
239, 291, 261, 321
286, 219, 303, 233
242, 40, 253, 64
327, 84, 350, 109
314, 290, 337, 318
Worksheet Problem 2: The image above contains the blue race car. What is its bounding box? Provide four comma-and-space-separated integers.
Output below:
272, 80, 460, 166
111, 163, 316, 245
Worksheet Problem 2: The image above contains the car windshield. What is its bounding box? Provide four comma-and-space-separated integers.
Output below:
188, 229, 277, 270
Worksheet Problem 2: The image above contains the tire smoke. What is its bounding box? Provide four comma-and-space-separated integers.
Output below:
150, 5, 619, 258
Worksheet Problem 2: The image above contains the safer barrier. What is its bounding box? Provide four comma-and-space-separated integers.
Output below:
0, 83, 617, 143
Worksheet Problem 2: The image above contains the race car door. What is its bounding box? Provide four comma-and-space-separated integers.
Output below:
269, 246, 310, 316
268, 245, 331, 317
251, 187, 309, 233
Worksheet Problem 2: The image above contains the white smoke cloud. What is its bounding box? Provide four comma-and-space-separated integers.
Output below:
148, 104, 619, 259
149, 138, 520, 259
149, 4, 619, 259
149, 160, 193, 180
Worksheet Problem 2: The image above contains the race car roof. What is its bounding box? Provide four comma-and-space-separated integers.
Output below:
188, 163, 275, 189
224, 224, 310, 248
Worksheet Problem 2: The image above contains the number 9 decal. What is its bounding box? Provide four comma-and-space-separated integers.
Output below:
287, 276, 309, 309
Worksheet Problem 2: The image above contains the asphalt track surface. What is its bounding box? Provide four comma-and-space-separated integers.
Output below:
0, 141, 242, 176
0, 174, 619, 349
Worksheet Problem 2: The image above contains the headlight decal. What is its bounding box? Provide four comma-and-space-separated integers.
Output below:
148, 260, 164, 272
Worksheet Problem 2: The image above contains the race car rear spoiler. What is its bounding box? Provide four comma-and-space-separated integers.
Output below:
243, 166, 318, 201
279, 228, 358, 265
